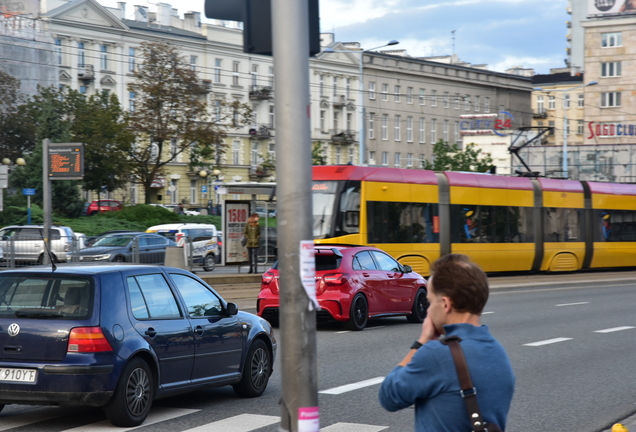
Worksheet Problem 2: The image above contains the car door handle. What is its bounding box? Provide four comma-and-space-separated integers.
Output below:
386, 274, 394, 278
144, 328, 157, 338
194, 325, 204, 336
362, 272, 370, 277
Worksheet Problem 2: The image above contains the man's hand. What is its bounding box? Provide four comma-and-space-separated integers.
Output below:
419, 317, 441, 344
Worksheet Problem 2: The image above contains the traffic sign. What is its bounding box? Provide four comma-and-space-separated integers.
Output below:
201, 185, 208, 193
23, 188, 36, 195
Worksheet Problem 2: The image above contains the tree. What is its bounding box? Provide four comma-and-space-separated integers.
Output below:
422, 140, 494, 172
128, 42, 252, 202
0, 69, 36, 162
312, 142, 327, 165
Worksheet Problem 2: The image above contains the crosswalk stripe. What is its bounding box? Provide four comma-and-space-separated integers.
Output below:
321, 422, 388, 432
182, 413, 280, 432
319, 377, 385, 395
523, 337, 572, 347
594, 326, 635, 333
63, 407, 199, 432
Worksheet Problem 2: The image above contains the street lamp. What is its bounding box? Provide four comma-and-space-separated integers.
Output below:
533, 81, 598, 179
199, 168, 222, 215
324, 40, 399, 165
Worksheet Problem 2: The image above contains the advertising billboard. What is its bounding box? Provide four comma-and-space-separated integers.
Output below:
588, 0, 636, 16
0, 0, 39, 16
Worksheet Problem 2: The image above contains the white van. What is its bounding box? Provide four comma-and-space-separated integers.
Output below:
145, 223, 219, 271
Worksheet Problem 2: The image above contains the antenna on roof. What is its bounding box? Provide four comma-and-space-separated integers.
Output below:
451, 30, 456, 56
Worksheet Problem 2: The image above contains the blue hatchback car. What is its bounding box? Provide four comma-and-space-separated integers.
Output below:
0, 265, 276, 426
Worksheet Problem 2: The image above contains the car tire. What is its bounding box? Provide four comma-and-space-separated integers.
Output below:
114, 255, 126, 262
203, 254, 216, 271
103, 358, 153, 427
233, 339, 271, 398
406, 288, 428, 323
345, 293, 368, 331
0, 404, 4, 414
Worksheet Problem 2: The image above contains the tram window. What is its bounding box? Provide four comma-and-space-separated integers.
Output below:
367, 201, 439, 244
451, 205, 533, 243
595, 210, 636, 242
334, 183, 361, 236
544, 208, 582, 242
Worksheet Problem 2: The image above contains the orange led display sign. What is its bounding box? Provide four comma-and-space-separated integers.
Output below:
48, 143, 84, 180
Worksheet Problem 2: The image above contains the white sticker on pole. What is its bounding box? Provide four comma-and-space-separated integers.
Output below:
300, 241, 319, 309
298, 407, 319, 432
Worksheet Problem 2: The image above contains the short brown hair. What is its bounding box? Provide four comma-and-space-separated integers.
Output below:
430, 254, 489, 314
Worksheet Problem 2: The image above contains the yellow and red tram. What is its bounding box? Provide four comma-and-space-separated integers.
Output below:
312, 165, 636, 276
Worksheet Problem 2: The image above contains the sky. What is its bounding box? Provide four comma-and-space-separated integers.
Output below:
96, 0, 569, 74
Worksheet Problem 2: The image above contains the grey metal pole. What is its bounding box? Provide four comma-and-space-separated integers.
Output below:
563, 115, 568, 179
271, 0, 318, 430
42, 139, 52, 265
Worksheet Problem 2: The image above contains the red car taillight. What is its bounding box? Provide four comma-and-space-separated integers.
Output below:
323, 272, 348, 286
68, 327, 113, 353
262, 271, 276, 285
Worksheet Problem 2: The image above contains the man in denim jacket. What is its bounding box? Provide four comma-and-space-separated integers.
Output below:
379, 254, 515, 431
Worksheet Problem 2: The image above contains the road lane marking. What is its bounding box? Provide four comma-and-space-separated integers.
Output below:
556, 302, 590, 307
594, 326, 635, 333
482, 311, 495, 315
64, 407, 199, 431
319, 377, 385, 395
183, 414, 279, 432
321, 422, 388, 431
523, 337, 572, 347
0, 408, 61, 431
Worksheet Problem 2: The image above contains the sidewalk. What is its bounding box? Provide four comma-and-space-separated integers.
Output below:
602, 412, 636, 432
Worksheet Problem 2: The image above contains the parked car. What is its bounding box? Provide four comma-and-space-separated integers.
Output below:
149, 203, 200, 216
0, 225, 75, 264
258, 245, 428, 330
84, 230, 136, 248
0, 265, 276, 426
146, 223, 219, 271
86, 199, 123, 216
70, 232, 176, 264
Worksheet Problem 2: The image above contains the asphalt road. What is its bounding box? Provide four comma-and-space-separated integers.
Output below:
1, 271, 635, 431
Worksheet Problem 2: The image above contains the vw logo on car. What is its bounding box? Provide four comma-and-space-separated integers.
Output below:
7, 323, 20, 337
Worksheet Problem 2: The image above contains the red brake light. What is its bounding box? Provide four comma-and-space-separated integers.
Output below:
68, 327, 113, 353
262, 271, 275, 285
323, 272, 348, 286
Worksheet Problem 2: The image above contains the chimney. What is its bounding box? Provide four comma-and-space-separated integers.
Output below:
117, 2, 125, 18
134, 5, 148, 22
157, 3, 172, 26
184, 11, 201, 29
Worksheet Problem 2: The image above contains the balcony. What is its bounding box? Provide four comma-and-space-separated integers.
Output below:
331, 130, 356, 145
332, 95, 347, 108
532, 110, 547, 119
78, 64, 95, 81
200, 79, 212, 92
249, 125, 272, 139
248, 166, 270, 179
249, 85, 273, 101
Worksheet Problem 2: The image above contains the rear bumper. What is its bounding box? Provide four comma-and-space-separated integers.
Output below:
0, 389, 113, 407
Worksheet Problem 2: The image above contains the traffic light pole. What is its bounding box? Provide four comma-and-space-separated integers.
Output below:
272, 0, 318, 431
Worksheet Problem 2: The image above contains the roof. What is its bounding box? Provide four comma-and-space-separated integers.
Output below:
531, 72, 584, 86
123, 19, 206, 40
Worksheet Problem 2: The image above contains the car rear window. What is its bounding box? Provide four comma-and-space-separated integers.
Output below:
0, 275, 94, 320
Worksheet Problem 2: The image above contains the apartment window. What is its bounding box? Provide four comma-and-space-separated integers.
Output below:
394, 115, 401, 141
454, 121, 461, 143
484, 97, 490, 113
455, 93, 461, 109
406, 116, 413, 142
268, 66, 274, 87
381, 114, 388, 140
382, 84, 388, 101
348, 147, 354, 164
369, 82, 376, 100
395, 85, 401, 102
537, 95, 545, 113
78, 42, 86, 67
320, 110, 326, 131
548, 96, 555, 110
368, 114, 375, 139
601, 92, 621, 107
499, 104, 505, 113
190, 55, 197, 72
79, 86, 87, 94
419, 154, 425, 167
333, 76, 338, 96
232, 62, 240, 86
319, 75, 324, 96
564, 94, 570, 109
407, 153, 413, 167
346, 113, 352, 131
565, 119, 570, 136
251, 142, 259, 166
443, 91, 449, 108
464, 96, 470, 111
474, 95, 480, 112
129, 92, 136, 113
335, 147, 342, 165
268, 142, 276, 161
170, 180, 178, 204
128, 47, 136, 72
577, 120, 584, 134
334, 112, 340, 132
419, 118, 425, 143
369, 151, 376, 164
214, 59, 222, 83
55, 39, 62, 65
431, 119, 437, 143
269, 105, 275, 127
578, 93, 584, 108
443, 120, 449, 142
382, 151, 388, 166
419, 88, 425, 105
251, 64, 258, 87
232, 140, 240, 165
190, 180, 197, 204
214, 100, 221, 121
601, 61, 622, 77
170, 138, 178, 158
601, 32, 622, 47
346, 78, 351, 99
407, 87, 413, 104
431, 90, 437, 107
394, 152, 401, 168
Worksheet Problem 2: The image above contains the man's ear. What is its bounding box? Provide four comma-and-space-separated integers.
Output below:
441, 296, 453, 313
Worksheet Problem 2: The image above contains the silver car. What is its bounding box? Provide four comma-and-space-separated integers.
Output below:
0, 225, 75, 264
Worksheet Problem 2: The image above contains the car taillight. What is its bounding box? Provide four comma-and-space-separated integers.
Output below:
323, 273, 348, 286
68, 327, 113, 353
262, 271, 275, 285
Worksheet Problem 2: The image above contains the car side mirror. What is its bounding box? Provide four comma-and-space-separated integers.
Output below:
227, 302, 238, 315
402, 265, 412, 273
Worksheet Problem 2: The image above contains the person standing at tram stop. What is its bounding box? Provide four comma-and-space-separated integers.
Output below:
244, 213, 261, 273
379, 254, 515, 432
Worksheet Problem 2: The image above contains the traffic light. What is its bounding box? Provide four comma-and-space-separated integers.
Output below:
204, 0, 320, 56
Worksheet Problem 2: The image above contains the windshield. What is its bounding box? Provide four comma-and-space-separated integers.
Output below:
93, 236, 133, 247
312, 180, 360, 239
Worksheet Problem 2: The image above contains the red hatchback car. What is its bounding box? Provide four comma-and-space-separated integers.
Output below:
257, 245, 428, 330
86, 199, 123, 216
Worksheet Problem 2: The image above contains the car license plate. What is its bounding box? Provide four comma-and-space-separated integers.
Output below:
0, 367, 37, 383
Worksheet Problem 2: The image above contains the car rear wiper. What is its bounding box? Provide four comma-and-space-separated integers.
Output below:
15, 310, 64, 318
